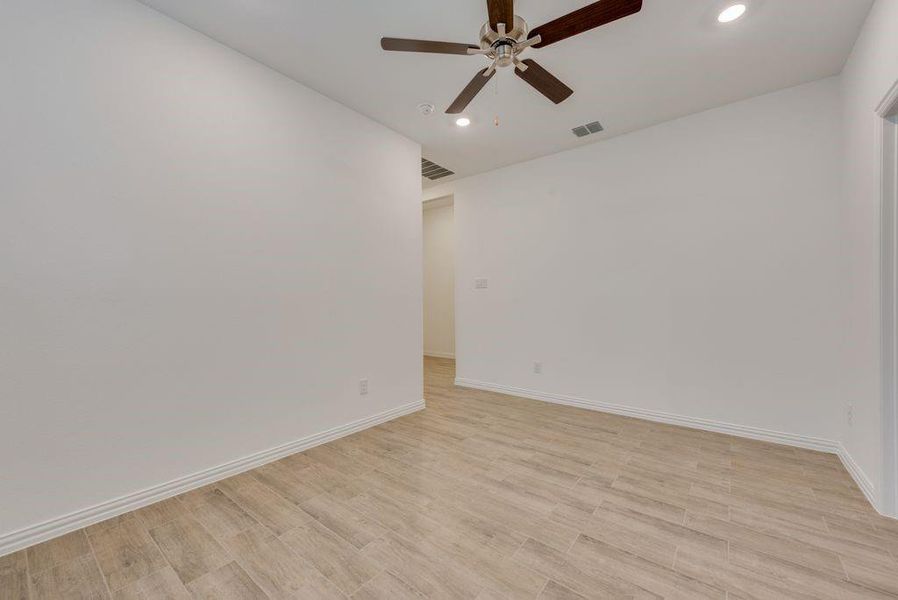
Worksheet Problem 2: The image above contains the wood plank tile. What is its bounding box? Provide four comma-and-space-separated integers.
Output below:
189, 488, 258, 540
512, 537, 658, 599
344, 487, 448, 544
0, 551, 27, 577
131, 499, 185, 530
840, 554, 898, 596
439, 540, 547, 598
582, 506, 678, 567
220, 524, 344, 599
824, 514, 898, 556
576, 476, 687, 525
420, 500, 528, 558
684, 512, 846, 577
110, 566, 191, 600
176, 484, 222, 512
451, 492, 580, 553
303, 444, 373, 478
299, 492, 387, 550
360, 534, 482, 599
727, 544, 896, 600
26, 530, 93, 575
492, 455, 582, 488
148, 517, 229, 584
0, 573, 28, 600
351, 571, 426, 600
730, 506, 894, 564
85, 514, 138, 538
0, 550, 29, 600
216, 475, 313, 536
538, 580, 587, 600
252, 459, 330, 504
279, 519, 379, 595
185, 562, 267, 600
674, 545, 807, 600
567, 533, 725, 600
87, 518, 168, 591
587, 502, 727, 566
30, 554, 109, 600
474, 590, 512, 600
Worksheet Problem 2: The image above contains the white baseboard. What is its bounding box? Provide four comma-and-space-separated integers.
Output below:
424, 351, 455, 359
456, 378, 838, 452
455, 377, 898, 519
0, 399, 425, 558
837, 442, 879, 512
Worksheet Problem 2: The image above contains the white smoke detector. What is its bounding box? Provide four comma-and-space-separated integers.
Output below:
417, 103, 436, 116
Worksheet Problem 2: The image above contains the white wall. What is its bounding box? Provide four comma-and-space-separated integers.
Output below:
431, 78, 847, 445
423, 199, 455, 358
0, 0, 421, 544
840, 0, 898, 513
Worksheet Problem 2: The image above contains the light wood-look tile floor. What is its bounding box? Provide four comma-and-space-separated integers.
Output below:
4, 357, 898, 599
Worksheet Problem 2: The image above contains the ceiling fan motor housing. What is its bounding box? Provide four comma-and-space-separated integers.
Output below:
478, 15, 529, 68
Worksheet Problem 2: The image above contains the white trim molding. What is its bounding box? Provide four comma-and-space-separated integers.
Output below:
456, 378, 839, 452
424, 351, 455, 359
456, 377, 897, 519
838, 443, 878, 511
874, 78, 898, 117
0, 399, 424, 558
877, 77, 898, 518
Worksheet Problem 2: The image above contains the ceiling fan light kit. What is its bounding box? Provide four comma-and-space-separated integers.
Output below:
381, 0, 643, 114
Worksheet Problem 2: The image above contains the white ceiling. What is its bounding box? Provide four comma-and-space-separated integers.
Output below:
138, 0, 873, 186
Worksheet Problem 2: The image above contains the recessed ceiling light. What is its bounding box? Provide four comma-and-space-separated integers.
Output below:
455, 117, 471, 127
718, 3, 746, 23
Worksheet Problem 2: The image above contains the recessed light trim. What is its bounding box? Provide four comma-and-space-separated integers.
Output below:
718, 3, 746, 23
455, 117, 471, 127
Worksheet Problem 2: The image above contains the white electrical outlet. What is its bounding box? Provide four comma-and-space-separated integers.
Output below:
533, 361, 542, 374
475, 278, 488, 289
847, 403, 853, 426
360, 379, 369, 395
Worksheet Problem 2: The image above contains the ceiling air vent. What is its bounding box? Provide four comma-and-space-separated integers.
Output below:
572, 121, 604, 138
422, 158, 454, 181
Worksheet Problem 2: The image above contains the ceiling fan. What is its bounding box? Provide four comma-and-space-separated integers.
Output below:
381, 0, 643, 114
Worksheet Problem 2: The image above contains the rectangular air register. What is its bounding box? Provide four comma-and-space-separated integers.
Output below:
572, 121, 604, 138
422, 158, 454, 181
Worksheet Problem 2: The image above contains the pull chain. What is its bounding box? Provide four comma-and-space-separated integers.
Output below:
494, 73, 500, 127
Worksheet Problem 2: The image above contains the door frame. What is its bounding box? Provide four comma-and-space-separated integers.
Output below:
422, 194, 456, 361
877, 78, 898, 517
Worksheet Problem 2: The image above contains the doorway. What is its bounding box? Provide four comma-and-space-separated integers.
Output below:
423, 196, 455, 360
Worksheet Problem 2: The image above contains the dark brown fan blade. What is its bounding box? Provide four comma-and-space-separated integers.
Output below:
381, 38, 479, 55
487, 0, 515, 32
446, 68, 496, 114
514, 59, 573, 104
530, 0, 642, 48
